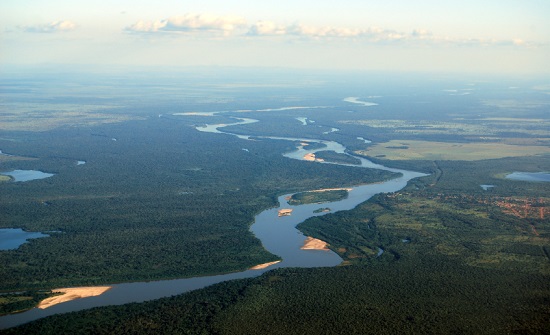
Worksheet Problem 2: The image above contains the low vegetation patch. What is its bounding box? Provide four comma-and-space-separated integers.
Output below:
357, 140, 550, 160
289, 189, 348, 205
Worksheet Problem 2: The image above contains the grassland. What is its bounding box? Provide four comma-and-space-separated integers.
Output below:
0, 102, 143, 131
339, 117, 550, 138
356, 140, 550, 160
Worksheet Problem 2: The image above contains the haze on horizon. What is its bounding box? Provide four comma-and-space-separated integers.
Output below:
1, 0, 549, 75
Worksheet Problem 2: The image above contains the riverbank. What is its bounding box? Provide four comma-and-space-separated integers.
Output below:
301, 237, 329, 251
250, 261, 282, 270
37, 287, 112, 309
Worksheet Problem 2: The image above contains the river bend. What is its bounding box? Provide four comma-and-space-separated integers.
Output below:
0, 116, 425, 329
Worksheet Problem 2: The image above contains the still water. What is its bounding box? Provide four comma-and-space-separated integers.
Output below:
0, 229, 49, 251
1, 170, 54, 182
506, 172, 550, 182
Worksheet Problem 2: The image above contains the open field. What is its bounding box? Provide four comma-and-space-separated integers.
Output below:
340, 118, 550, 138
0, 103, 143, 131
357, 140, 550, 161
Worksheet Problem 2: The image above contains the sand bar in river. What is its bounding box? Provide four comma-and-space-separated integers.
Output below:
37, 286, 112, 309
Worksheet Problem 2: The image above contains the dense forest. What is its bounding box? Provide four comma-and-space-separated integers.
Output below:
5, 244, 548, 334
288, 189, 348, 205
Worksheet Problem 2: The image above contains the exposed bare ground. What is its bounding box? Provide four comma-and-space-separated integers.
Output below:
250, 260, 281, 270
37, 287, 112, 309
301, 237, 329, 251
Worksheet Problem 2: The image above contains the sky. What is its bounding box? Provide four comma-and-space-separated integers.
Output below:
1, 0, 549, 74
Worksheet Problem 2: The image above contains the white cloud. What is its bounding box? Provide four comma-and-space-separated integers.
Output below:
126, 14, 246, 35
286, 24, 365, 38
247, 22, 377, 38
21, 20, 77, 33
247, 21, 287, 36
246, 22, 417, 42
124, 14, 535, 48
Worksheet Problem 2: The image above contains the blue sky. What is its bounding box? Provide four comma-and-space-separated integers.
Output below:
1, 0, 549, 74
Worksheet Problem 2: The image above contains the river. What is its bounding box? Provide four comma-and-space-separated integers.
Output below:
0, 116, 425, 329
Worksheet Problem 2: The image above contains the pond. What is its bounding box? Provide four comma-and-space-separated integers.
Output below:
505, 172, 550, 182
1, 170, 55, 182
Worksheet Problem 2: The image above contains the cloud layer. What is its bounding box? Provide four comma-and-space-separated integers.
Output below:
245, 21, 534, 47
126, 14, 246, 35
22, 20, 77, 33
247, 21, 396, 40
122, 13, 533, 47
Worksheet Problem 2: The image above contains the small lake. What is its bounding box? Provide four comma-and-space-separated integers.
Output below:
1, 170, 55, 182
506, 172, 550, 183
0, 229, 49, 251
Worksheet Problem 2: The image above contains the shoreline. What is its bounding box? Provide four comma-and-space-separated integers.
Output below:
249, 260, 281, 270
301, 237, 330, 251
37, 287, 112, 309
309, 187, 353, 193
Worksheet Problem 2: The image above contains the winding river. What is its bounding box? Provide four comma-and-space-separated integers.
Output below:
0, 117, 425, 329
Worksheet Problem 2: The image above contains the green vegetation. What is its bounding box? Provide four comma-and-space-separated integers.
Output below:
313, 150, 361, 165
7, 256, 548, 334
300, 155, 550, 268
339, 118, 550, 139
0, 291, 60, 316
357, 140, 550, 161
0, 102, 141, 132
288, 189, 348, 205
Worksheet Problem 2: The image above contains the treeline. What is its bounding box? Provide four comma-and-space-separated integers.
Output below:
6, 256, 549, 334
289, 189, 348, 206
0, 291, 60, 316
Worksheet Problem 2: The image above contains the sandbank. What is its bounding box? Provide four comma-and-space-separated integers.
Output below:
37, 286, 112, 309
303, 153, 324, 162
310, 187, 352, 193
301, 237, 330, 251
278, 208, 293, 217
249, 260, 281, 270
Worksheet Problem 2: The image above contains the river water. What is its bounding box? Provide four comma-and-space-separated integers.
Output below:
0, 117, 425, 329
